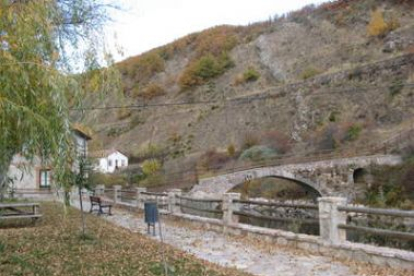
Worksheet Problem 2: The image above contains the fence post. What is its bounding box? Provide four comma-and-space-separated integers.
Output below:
168, 189, 182, 214
136, 187, 147, 209
223, 193, 241, 226
318, 197, 347, 244
114, 185, 122, 204
95, 184, 105, 196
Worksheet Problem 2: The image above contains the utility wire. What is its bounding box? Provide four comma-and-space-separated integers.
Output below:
70, 82, 414, 111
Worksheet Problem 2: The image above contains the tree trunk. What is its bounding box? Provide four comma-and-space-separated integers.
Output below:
0, 173, 6, 201
0, 158, 12, 202
64, 189, 71, 206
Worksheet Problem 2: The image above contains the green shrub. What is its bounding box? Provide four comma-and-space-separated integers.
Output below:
194, 55, 223, 79
135, 83, 165, 100
234, 67, 260, 85
389, 80, 404, 97
239, 145, 279, 162
142, 159, 161, 176
227, 144, 236, 157
345, 124, 362, 141
243, 67, 260, 82
300, 66, 322, 80
179, 53, 234, 89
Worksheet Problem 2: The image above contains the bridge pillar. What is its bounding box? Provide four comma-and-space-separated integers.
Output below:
135, 187, 147, 209
223, 193, 241, 226
168, 189, 182, 214
318, 197, 347, 244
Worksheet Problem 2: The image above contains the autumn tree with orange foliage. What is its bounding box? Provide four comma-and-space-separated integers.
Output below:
367, 9, 400, 37
367, 9, 388, 37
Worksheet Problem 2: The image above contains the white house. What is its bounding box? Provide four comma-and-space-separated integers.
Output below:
7, 127, 92, 192
91, 149, 128, 173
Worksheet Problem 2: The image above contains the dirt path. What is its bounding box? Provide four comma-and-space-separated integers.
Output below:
75, 201, 361, 276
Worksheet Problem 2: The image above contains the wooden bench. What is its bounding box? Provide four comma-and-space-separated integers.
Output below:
89, 196, 112, 215
0, 203, 42, 223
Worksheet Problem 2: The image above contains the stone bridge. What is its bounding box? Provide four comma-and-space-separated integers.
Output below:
190, 155, 402, 199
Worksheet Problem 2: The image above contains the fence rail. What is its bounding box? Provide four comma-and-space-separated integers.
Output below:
338, 205, 414, 218
235, 199, 318, 210
178, 203, 223, 215
234, 211, 319, 225
338, 224, 414, 241
177, 195, 222, 203
141, 191, 167, 197
335, 204, 414, 248
119, 189, 136, 194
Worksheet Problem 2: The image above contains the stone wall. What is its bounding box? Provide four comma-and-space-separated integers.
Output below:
8, 155, 40, 190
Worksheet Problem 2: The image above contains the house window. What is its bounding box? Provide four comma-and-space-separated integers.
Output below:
108, 160, 112, 167
39, 169, 51, 188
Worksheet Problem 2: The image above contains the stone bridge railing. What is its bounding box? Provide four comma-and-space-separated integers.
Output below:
93, 185, 414, 270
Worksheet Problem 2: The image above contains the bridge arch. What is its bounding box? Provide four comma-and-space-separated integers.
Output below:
353, 168, 367, 184
223, 169, 324, 197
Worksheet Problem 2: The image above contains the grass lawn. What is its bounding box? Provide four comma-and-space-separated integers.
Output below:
0, 202, 250, 276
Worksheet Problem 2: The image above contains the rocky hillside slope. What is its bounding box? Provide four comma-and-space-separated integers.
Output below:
81, 0, 414, 180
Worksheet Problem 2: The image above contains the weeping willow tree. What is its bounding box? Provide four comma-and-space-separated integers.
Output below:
0, 0, 121, 204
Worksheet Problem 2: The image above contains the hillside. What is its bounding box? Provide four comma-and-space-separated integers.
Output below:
80, 0, 414, 189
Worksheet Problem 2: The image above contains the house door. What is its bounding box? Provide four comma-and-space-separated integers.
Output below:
115, 160, 118, 169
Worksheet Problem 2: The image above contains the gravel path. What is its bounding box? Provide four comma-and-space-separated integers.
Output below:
76, 201, 360, 276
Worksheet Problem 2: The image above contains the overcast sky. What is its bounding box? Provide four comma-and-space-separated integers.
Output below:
107, 0, 330, 61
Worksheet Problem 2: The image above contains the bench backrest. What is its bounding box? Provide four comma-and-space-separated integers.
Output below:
90, 196, 102, 204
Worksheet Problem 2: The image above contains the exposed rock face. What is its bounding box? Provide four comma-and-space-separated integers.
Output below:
84, 2, 414, 172
256, 34, 287, 82
383, 25, 414, 53
292, 92, 310, 142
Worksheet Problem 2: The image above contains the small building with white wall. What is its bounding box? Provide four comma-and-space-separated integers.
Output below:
91, 149, 128, 173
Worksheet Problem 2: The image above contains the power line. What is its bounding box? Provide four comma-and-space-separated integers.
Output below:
70, 82, 414, 111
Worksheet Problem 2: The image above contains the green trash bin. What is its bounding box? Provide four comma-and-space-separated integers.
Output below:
144, 201, 158, 235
